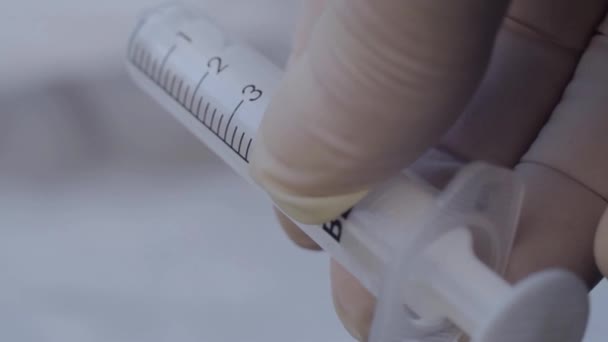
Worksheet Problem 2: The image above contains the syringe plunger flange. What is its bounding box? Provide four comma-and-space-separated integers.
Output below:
368, 164, 589, 342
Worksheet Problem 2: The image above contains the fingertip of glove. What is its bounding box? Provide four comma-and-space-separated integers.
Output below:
273, 208, 322, 250
250, 138, 368, 225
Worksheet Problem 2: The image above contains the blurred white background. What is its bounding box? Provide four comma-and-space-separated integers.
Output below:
1, 1, 351, 341
0, 0, 605, 341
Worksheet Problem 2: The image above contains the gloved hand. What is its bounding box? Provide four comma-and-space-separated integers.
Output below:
250, 0, 608, 340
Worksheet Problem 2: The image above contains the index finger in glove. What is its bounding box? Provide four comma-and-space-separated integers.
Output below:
250, 0, 511, 225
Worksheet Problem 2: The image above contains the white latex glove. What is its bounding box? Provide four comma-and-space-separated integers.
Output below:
250, 0, 608, 340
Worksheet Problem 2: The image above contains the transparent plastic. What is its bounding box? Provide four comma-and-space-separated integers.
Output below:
367, 164, 523, 341
126, 3, 590, 342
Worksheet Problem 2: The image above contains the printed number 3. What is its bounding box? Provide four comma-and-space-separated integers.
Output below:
242, 84, 262, 102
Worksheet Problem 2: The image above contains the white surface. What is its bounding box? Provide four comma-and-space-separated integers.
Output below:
0, 161, 351, 342
0, 0, 606, 341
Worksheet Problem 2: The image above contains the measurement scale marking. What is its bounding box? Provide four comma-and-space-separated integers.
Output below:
238, 132, 245, 154
145, 51, 153, 75
203, 102, 211, 125
224, 100, 243, 140
140, 49, 149, 73
163, 69, 171, 91
231, 126, 238, 146
127, 17, 148, 59
245, 139, 253, 160
170, 75, 177, 98
190, 71, 209, 111
129, 48, 250, 163
183, 86, 190, 107
147, 55, 155, 77
177, 79, 184, 104
217, 114, 224, 134
196, 97, 203, 118
210, 108, 217, 131
158, 44, 176, 84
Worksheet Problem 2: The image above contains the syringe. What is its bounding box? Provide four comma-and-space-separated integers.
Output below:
125, 4, 590, 341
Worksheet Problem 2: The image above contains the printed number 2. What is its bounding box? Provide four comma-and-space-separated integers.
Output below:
208, 57, 228, 74
242, 84, 262, 102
